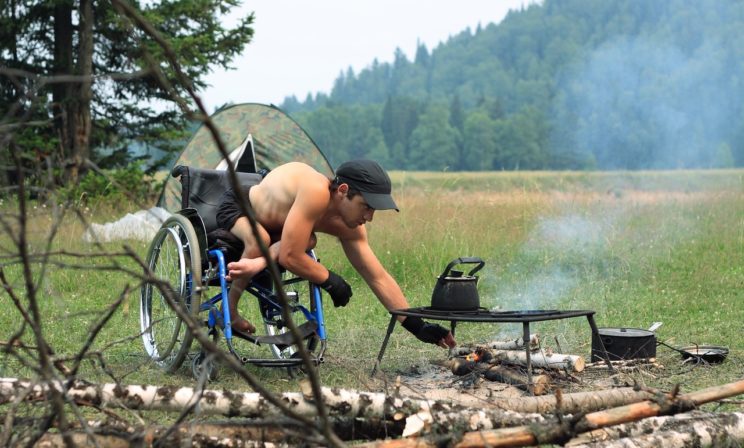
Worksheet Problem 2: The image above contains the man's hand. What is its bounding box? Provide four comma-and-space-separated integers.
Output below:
319, 270, 353, 307
401, 316, 457, 348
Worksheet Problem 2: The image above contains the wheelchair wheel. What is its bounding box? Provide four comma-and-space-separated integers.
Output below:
140, 214, 202, 372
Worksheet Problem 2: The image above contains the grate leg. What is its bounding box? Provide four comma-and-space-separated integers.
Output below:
371, 315, 398, 377
587, 314, 615, 372
523, 321, 533, 394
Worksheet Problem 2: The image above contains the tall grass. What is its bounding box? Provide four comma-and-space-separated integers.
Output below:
1, 170, 742, 395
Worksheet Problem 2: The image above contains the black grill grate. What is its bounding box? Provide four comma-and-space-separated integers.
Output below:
399, 307, 594, 323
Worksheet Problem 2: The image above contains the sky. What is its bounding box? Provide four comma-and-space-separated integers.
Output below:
200, 0, 535, 111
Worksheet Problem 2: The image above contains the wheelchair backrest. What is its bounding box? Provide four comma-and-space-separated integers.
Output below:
172, 165, 263, 233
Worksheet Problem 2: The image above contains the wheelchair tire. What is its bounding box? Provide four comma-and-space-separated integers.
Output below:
192, 351, 219, 382
140, 214, 202, 372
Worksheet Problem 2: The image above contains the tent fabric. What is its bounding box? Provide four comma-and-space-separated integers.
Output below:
159, 103, 333, 212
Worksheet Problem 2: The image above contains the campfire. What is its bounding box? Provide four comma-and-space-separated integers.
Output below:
435, 331, 665, 398
442, 339, 556, 396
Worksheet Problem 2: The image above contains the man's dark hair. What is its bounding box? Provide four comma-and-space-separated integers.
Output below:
330, 177, 362, 199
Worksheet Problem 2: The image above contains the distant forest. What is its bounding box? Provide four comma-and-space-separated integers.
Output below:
281, 0, 744, 171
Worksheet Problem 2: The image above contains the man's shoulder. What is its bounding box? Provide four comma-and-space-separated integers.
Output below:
277, 161, 325, 176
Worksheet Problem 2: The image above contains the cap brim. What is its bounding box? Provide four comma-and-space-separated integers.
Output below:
361, 191, 399, 212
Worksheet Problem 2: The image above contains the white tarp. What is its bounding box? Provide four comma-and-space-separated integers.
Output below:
83, 207, 171, 243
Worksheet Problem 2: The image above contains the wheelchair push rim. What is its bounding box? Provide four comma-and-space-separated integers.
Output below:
140, 214, 202, 372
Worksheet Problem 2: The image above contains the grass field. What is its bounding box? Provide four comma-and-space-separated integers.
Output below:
1, 169, 742, 407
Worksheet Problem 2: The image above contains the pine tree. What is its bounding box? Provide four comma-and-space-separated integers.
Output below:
1, 0, 254, 185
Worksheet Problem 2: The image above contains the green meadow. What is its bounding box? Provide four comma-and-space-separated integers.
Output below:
1, 169, 742, 399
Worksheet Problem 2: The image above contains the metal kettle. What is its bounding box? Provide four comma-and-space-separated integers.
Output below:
430, 257, 485, 311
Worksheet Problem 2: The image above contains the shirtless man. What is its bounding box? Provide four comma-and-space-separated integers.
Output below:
215, 159, 456, 348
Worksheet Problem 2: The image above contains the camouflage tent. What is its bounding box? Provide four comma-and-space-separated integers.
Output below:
159, 103, 333, 211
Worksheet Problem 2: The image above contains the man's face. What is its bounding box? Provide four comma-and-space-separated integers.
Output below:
340, 192, 375, 228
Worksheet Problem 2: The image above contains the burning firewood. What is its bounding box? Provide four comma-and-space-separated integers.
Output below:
439, 347, 495, 375
441, 349, 552, 395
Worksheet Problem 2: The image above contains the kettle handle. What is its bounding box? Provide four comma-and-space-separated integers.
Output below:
440, 257, 485, 277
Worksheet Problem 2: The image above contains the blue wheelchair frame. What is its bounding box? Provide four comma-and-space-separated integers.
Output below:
194, 248, 327, 369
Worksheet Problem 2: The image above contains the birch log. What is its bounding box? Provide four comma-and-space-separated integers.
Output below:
34, 431, 286, 448
488, 387, 655, 414
451, 335, 540, 355
0, 377, 405, 419
455, 379, 744, 448
0, 378, 547, 434
487, 334, 540, 351
491, 349, 585, 372
566, 411, 744, 446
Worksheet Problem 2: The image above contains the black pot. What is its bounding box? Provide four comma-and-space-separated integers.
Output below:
430, 257, 485, 311
591, 327, 657, 362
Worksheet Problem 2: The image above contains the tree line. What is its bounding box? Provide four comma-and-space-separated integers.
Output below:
4, 0, 744, 192
285, 0, 744, 171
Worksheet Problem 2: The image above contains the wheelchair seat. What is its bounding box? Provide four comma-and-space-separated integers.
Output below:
171, 165, 264, 267
172, 165, 263, 233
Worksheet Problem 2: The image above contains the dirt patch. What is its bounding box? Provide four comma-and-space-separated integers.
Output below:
395, 362, 525, 408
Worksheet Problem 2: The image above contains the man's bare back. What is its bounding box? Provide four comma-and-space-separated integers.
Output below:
248, 162, 357, 243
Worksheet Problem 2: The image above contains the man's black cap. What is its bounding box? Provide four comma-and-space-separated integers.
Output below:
335, 160, 399, 211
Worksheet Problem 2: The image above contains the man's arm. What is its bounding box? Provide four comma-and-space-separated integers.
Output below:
276, 180, 331, 284
340, 227, 408, 311
340, 228, 455, 348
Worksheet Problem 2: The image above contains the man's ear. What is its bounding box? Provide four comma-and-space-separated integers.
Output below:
337, 183, 349, 196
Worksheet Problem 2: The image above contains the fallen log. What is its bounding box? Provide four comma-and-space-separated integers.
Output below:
566, 411, 744, 446
455, 378, 744, 447
0, 378, 549, 436
491, 348, 585, 373
483, 366, 551, 396
488, 387, 655, 414
356, 439, 435, 448
29, 423, 294, 448
0, 377, 404, 420
16, 417, 404, 446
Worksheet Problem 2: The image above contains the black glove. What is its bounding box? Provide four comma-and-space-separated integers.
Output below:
401, 316, 449, 345
319, 270, 352, 307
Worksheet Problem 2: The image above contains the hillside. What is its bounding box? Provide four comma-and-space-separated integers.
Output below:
282, 0, 744, 171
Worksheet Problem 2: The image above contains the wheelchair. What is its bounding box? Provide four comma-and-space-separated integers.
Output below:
139, 165, 327, 379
